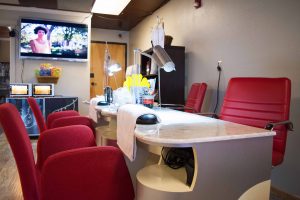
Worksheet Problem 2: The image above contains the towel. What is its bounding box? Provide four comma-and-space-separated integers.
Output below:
117, 104, 156, 161
89, 96, 104, 122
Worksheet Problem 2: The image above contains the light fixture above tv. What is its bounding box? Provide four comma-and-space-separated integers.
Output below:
91, 0, 131, 15
19, 18, 88, 62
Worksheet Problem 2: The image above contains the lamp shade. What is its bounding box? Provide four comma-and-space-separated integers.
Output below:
153, 45, 175, 72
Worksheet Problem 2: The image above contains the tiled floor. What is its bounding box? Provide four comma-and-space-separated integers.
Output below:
0, 132, 299, 200
0, 133, 23, 200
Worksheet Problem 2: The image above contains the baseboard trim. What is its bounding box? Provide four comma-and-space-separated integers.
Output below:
271, 186, 300, 200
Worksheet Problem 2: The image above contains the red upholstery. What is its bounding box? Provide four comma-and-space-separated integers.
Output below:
219, 77, 291, 166
36, 125, 96, 169
47, 110, 79, 128
162, 83, 207, 113
41, 146, 134, 200
0, 103, 134, 200
185, 83, 207, 113
0, 103, 40, 200
50, 115, 96, 135
27, 97, 95, 135
27, 97, 48, 133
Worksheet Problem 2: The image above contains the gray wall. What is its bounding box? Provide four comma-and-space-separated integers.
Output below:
129, 0, 300, 195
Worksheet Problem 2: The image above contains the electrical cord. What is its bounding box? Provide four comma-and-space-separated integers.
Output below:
161, 147, 195, 186
161, 147, 184, 169
213, 61, 222, 114
161, 147, 193, 169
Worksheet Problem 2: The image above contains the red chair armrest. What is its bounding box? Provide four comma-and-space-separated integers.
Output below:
41, 146, 135, 200
161, 103, 184, 107
47, 110, 79, 128
196, 112, 219, 118
50, 116, 96, 135
161, 104, 199, 113
37, 125, 96, 169
265, 120, 294, 131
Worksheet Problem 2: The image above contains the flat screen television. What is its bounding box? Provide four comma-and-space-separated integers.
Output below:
20, 18, 88, 61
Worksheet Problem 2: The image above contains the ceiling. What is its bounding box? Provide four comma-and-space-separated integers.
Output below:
0, 0, 170, 31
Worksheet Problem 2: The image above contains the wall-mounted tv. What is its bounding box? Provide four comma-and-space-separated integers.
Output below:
20, 18, 88, 62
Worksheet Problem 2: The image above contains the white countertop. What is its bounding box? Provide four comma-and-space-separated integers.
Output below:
94, 105, 275, 147
95, 105, 118, 117
135, 109, 275, 147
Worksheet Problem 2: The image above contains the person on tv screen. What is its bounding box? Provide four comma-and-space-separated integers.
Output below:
30, 26, 51, 54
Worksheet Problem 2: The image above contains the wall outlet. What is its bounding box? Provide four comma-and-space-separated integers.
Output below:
217, 60, 222, 71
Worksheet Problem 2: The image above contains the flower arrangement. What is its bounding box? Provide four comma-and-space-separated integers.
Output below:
35, 63, 62, 77
123, 74, 151, 104
123, 74, 150, 89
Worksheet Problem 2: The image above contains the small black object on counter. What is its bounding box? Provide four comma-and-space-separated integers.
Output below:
136, 114, 158, 125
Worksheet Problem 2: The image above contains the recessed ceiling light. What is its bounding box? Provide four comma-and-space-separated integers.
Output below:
91, 0, 131, 15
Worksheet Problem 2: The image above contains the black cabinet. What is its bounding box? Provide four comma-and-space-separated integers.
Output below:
6, 97, 78, 136
141, 46, 185, 105
0, 62, 9, 104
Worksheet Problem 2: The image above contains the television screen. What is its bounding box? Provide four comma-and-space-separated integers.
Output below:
20, 18, 88, 61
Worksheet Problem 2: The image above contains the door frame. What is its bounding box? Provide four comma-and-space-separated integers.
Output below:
90, 41, 127, 98
90, 41, 127, 69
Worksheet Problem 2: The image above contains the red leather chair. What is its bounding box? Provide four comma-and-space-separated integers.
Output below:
162, 82, 207, 113
27, 97, 95, 135
0, 103, 134, 200
219, 77, 293, 166
184, 83, 207, 113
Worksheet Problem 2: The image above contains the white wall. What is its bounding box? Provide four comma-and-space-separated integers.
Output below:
129, 0, 300, 195
91, 28, 129, 44
0, 5, 92, 115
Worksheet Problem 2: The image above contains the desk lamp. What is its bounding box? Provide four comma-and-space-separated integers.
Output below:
107, 61, 122, 88
133, 45, 175, 106
99, 43, 121, 105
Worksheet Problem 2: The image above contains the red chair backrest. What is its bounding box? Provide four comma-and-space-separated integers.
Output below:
0, 103, 39, 200
219, 77, 291, 166
41, 146, 135, 200
185, 83, 207, 113
46, 110, 79, 128
27, 97, 47, 133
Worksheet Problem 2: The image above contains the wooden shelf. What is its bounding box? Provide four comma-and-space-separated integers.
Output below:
140, 46, 185, 105
36, 76, 59, 84
143, 74, 158, 78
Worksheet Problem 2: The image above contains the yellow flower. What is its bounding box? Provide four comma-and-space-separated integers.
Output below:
123, 74, 150, 89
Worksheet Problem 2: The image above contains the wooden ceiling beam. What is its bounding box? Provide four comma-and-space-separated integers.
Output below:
91, 0, 169, 30
18, 0, 58, 9
0, 0, 170, 31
